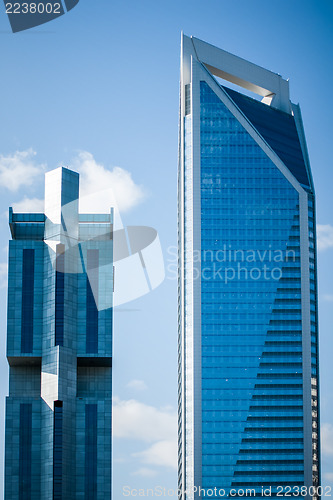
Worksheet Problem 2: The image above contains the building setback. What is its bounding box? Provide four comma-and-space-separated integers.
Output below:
178, 35, 320, 499
5, 167, 113, 499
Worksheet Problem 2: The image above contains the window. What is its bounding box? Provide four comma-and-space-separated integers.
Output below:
19, 403, 32, 500
85, 404, 97, 500
86, 250, 99, 353
21, 249, 34, 353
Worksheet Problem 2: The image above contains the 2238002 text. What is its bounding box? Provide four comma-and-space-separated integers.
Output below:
5, 3, 61, 14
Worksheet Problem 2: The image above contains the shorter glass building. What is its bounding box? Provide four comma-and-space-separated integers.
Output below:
5, 167, 113, 499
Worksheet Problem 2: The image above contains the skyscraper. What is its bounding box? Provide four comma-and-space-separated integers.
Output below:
5, 167, 113, 499
178, 35, 319, 499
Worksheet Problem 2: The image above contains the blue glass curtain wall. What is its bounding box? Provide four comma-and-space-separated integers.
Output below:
199, 81, 305, 496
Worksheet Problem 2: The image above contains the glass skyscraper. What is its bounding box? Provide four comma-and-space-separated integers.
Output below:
178, 35, 320, 499
5, 167, 113, 499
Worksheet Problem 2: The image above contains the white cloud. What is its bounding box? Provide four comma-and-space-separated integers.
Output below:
112, 398, 176, 443
322, 295, 333, 302
11, 151, 146, 226
73, 151, 146, 215
113, 398, 177, 473
0, 262, 8, 289
322, 423, 333, 456
0, 149, 44, 192
12, 197, 44, 213
126, 379, 148, 391
317, 224, 333, 251
131, 468, 158, 478
133, 440, 177, 470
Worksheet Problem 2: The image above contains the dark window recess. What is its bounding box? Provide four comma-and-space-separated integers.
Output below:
55, 245, 65, 346
185, 84, 191, 115
222, 85, 310, 188
53, 401, 63, 500
86, 250, 99, 354
85, 404, 97, 500
231, 482, 304, 487
21, 249, 34, 353
19, 403, 32, 500
239, 448, 304, 454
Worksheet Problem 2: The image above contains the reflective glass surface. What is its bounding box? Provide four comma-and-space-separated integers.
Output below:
55, 247, 65, 347
19, 403, 32, 500
85, 404, 97, 500
53, 402, 63, 500
21, 249, 34, 353
222, 86, 310, 189
199, 81, 306, 496
86, 250, 99, 354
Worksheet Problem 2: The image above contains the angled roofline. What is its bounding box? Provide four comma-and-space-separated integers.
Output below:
182, 33, 291, 114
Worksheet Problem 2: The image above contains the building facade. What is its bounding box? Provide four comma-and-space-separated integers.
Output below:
5, 167, 113, 499
178, 35, 320, 499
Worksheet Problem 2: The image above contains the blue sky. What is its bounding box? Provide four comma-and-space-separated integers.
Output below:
0, 0, 333, 497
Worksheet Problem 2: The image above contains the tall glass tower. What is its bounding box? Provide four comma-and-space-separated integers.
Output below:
178, 35, 319, 499
5, 167, 113, 499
